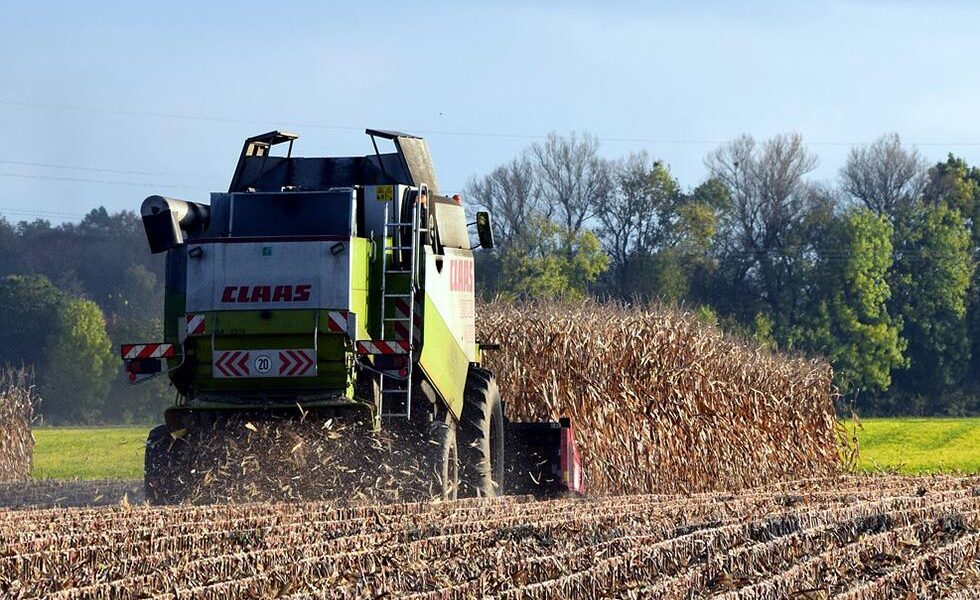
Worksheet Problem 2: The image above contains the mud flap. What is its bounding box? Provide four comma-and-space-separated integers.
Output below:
504, 417, 585, 497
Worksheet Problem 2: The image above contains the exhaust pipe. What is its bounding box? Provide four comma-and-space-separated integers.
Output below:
140, 195, 210, 254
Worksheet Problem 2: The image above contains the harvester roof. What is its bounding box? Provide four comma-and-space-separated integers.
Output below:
228, 128, 439, 195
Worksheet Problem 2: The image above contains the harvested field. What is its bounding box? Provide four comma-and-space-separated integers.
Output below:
0, 475, 977, 598
0, 370, 35, 482
479, 301, 844, 495
0, 479, 142, 509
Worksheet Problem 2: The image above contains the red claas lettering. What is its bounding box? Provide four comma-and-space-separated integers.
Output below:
220, 285, 313, 303
250, 286, 271, 303
449, 260, 474, 292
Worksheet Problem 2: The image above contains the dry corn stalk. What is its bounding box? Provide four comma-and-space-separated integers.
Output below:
478, 299, 845, 495
0, 369, 35, 482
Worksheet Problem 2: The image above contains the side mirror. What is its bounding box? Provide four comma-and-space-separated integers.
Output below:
476, 211, 495, 249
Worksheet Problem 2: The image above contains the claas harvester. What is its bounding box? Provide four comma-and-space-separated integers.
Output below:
123, 129, 584, 503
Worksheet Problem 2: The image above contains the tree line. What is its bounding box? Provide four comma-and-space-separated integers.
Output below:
467, 133, 980, 416
0, 209, 169, 424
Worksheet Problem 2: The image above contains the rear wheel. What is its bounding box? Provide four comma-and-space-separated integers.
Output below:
426, 415, 459, 500
458, 368, 505, 498
144, 425, 187, 505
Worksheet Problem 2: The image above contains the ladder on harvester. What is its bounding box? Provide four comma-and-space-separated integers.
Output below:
375, 185, 426, 418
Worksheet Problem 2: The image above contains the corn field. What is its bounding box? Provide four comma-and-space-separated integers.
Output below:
478, 300, 844, 495
0, 370, 34, 482
0, 475, 976, 598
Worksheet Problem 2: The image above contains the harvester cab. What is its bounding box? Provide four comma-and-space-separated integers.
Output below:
124, 128, 584, 503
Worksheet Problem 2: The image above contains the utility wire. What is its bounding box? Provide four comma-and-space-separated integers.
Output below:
0, 159, 167, 177
0, 208, 88, 220
0, 172, 205, 190
6, 99, 980, 147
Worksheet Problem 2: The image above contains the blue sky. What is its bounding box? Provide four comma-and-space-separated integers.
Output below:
2, 0, 980, 222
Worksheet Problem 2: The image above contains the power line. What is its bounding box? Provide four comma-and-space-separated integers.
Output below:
0, 207, 88, 220
0, 172, 203, 190
0, 159, 167, 177
7, 99, 980, 148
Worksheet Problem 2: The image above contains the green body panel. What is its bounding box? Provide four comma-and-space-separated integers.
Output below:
349, 238, 371, 338
418, 295, 468, 419
173, 239, 372, 405
189, 312, 351, 394
164, 292, 184, 371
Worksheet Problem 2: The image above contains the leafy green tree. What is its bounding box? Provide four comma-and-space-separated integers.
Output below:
799, 210, 906, 396
890, 202, 973, 401
922, 154, 980, 218
0, 275, 67, 369
922, 155, 980, 390
40, 298, 116, 424
104, 314, 170, 424
499, 216, 608, 300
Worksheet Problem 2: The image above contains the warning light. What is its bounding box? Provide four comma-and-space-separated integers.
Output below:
452, 194, 462, 204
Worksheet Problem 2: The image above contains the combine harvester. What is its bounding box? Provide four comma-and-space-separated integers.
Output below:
122, 129, 583, 503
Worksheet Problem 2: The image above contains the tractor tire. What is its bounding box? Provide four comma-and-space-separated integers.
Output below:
458, 368, 505, 498
144, 425, 187, 505
426, 416, 459, 500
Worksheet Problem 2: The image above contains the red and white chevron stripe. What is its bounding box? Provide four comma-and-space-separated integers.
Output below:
185, 314, 206, 336
213, 350, 251, 378
278, 349, 316, 376
325, 310, 350, 333
120, 343, 175, 360
212, 348, 317, 379
392, 298, 423, 345
356, 340, 411, 355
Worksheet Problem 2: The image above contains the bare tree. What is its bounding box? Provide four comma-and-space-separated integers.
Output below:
530, 132, 613, 242
465, 156, 540, 249
705, 133, 820, 313
598, 152, 680, 294
840, 133, 926, 216
706, 134, 818, 255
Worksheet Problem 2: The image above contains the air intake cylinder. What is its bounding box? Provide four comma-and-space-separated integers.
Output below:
140, 195, 210, 254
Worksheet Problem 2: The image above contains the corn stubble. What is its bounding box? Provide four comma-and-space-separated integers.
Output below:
478, 300, 844, 495
0, 476, 977, 598
0, 370, 34, 482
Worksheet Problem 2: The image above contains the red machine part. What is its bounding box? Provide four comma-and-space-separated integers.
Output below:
559, 418, 585, 494
505, 417, 585, 497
